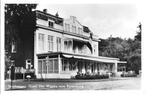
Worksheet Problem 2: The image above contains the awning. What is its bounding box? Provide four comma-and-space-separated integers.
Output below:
63, 54, 119, 63
74, 56, 118, 63
37, 52, 121, 64
118, 61, 127, 63
62, 54, 73, 58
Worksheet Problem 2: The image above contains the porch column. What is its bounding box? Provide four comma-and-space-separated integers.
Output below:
94, 62, 98, 74
66, 60, 69, 71
46, 56, 49, 74
113, 62, 118, 77
89, 61, 92, 74
115, 62, 118, 73
82, 60, 86, 74
58, 54, 61, 73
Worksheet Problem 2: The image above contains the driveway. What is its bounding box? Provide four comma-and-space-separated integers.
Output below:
5, 77, 141, 90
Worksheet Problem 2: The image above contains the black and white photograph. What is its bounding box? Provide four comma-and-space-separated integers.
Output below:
0, 0, 146, 93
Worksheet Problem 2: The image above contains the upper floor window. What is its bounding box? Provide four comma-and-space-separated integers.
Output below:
64, 40, 72, 52
48, 21, 54, 28
93, 45, 97, 55
72, 25, 76, 33
78, 27, 82, 34
48, 35, 54, 51
65, 23, 70, 32
57, 37, 61, 52
38, 33, 44, 51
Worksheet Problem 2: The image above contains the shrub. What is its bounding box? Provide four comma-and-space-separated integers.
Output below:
75, 73, 109, 79
121, 72, 137, 77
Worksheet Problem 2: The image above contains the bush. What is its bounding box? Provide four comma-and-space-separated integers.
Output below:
121, 72, 137, 77
14, 73, 36, 79
75, 74, 109, 79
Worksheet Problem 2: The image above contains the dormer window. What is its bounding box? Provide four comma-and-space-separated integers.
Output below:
65, 23, 70, 32
48, 21, 54, 28
78, 27, 82, 34
70, 16, 76, 23
72, 25, 76, 33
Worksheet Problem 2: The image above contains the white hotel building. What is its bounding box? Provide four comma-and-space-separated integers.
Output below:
34, 10, 126, 79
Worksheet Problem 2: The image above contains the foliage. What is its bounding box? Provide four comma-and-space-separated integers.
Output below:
5, 4, 37, 78
99, 24, 141, 74
75, 74, 109, 79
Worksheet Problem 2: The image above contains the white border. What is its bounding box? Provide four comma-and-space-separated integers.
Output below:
1, 0, 147, 94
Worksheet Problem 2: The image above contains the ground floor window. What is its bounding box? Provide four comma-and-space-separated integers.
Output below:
38, 58, 59, 74
62, 59, 78, 71
42, 60, 47, 73
38, 60, 42, 74
62, 59, 69, 71
38, 58, 116, 74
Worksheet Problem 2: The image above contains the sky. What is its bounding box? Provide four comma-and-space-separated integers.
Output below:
36, 4, 140, 39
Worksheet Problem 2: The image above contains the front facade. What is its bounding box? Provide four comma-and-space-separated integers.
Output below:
34, 10, 125, 79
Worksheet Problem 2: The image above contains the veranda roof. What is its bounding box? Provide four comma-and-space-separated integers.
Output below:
37, 52, 120, 63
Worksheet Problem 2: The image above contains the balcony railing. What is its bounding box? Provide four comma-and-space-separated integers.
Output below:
64, 48, 92, 56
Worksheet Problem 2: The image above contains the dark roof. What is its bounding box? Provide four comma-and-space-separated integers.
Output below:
83, 26, 91, 33
36, 10, 63, 25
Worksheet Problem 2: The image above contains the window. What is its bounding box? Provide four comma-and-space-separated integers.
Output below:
62, 59, 69, 71
48, 59, 53, 73
93, 45, 97, 55
64, 40, 72, 52
78, 27, 82, 34
64, 41, 68, 52
48, 35, 54, 51
38, 59, 47, 74
38, 59, 59, 74
38, 33, 44, 51
65, 23, 70, 32
54, 59, 58, 73
57, 37, 61, 52
48, 21, 54, 28
47, 59, 58, 73
38, 60, 42, 74
42, 60, 47, 73
72, 25, 76, 33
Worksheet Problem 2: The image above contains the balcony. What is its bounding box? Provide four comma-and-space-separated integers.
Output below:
63, 38, 93, 56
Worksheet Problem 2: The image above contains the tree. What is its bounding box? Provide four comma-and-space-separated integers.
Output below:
126, 23, 141, 73
135, 22, 141, 41
99, 37, 126, 60
5, 4, 37, 79
99, 22, 141, 74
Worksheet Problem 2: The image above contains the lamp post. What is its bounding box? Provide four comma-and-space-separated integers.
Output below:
10, 63, 15, 89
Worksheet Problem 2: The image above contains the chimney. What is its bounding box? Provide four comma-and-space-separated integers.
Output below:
43, 9, 47, 13
55, 12, 59, 17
